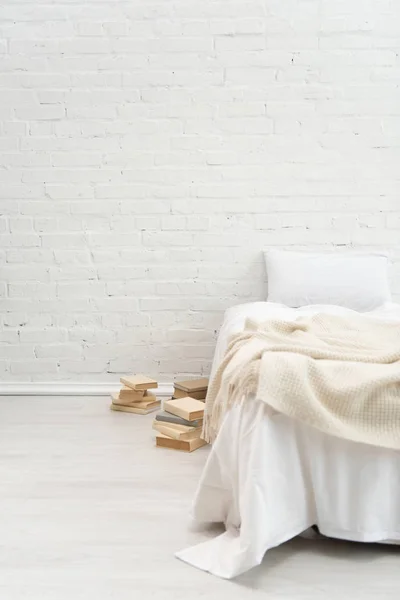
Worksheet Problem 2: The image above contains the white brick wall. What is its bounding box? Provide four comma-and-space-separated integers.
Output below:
1, 0, 400, 383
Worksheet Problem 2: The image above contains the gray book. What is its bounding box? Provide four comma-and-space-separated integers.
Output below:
155, 411, 202, 428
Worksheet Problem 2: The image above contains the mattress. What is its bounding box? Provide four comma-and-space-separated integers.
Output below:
177, 302, 400, 578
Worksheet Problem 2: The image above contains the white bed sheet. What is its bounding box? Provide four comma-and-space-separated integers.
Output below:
176, 302, 400, 579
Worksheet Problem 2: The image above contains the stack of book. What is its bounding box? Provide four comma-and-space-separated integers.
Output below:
153, 396, 207, 452
110, 374, 161, 414
172, 378, 209, 401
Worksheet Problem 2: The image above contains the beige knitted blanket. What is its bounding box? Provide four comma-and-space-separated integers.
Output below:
203, 313, 400, 450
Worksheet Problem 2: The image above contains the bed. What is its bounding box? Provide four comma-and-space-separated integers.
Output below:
176, 301, 400, 579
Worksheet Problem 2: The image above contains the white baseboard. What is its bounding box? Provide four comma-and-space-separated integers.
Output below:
0, 382, 174, 397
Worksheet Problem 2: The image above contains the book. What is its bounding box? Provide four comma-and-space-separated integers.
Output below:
120, 374, 158, 391
164, 397, 205, 422
118, 386, 146, 402
155, 411, 203, 428
111, 391, 139, 406
110, 402, 160, 415
174, 378, 209, 393
152, 420, 202, 441
128, 400, 160, 410
155, 433, 207, 452
173, 388, 206, 401
111, 393, 160, 410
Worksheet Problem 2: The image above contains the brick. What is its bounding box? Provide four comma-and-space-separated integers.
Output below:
50, 265, 97, 281
160, 216, 187, 230
225, 67, 276, 85
67, 328, 115, 344
0, 330, 19, 343
142, 231, 194, 247
41, 234, 86, 248
14, 106, 65, 121
8, 283, 57, 299
2, 234, 41, 248
60, 359, 110, 374
0, 345, 34, 359
35, 344, 83, 358
19, 329, 67, 343
10, 361, 59, 375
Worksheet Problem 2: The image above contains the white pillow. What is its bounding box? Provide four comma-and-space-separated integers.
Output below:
264, 249, 391, 312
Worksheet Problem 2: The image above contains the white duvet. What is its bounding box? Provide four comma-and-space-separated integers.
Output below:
176, 302, 400, 579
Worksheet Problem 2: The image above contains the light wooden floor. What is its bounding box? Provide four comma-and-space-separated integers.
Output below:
0, 396, 399, 599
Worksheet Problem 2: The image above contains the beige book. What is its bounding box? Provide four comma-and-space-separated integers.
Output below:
110, 402, 160, 415
120, 374, 158, 391
164, 397, 205, 422
174, 378, 209, 393
118, 386, 146, 402
111, 393, 160, 409
110, 392, 136, 407
173, 388, 206, 400
155, 433, 207, 452
128, 399, 161, 410
152, 420, 202, 441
